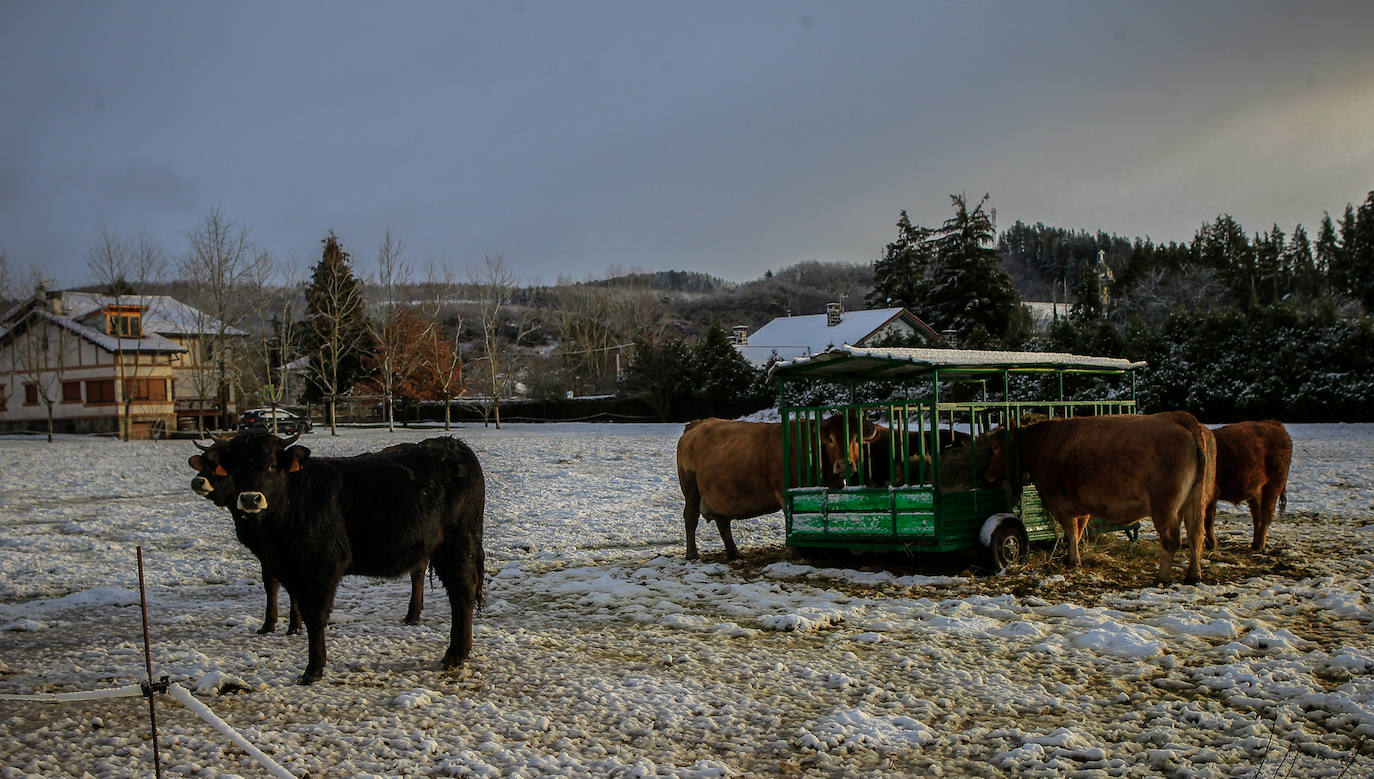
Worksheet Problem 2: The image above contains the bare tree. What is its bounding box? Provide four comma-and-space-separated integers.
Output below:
421, 259, 466, 429
468, 253, 538, 428
86, 229, 170, 440
243, 256, 304, 433
1115, 265, 1228, 324
0, 250, 15, 306
6, 289, 69, 442
547, 284, 670, 393
368, 230, 426, 432
178, 208, 270, 432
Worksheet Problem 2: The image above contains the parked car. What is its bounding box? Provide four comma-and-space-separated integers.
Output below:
237, 407, 313, 436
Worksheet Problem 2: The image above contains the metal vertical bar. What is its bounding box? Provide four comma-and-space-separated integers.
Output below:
137, 547, 163, 779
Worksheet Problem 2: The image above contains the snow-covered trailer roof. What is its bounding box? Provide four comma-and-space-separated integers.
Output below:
770, 345, 1146, 380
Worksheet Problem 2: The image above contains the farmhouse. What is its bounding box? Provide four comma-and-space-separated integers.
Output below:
0, 289, 247, 437
732, 303, 944, 368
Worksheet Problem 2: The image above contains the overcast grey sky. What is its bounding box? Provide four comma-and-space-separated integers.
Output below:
3, 1, 1372, 288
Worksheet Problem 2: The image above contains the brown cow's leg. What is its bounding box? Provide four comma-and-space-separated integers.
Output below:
1153, 516, 1181, 585
259, 570, 280, 634
1183, 510, 1204, 585
1203, 499, 1219, 551
1251, 490, 1280, 553
713, 516, 740, 559
405, 563, 425, 625
683, 484, 701, 560
1060, 514, 1083, 568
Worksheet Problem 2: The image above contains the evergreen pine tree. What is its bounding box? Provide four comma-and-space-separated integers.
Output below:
1253, 225, 1286, 304
1287, 224, 1316, 298
690, 322, 769, 417
1337, 204, 1359, 299
618, 337, 694, 421
1315, 213, 1342, 298
1194, 214, 1253, 300
866, 211, 933, 310
1352, 191, 1374, 311
924, 193, 1029, 348
301, 231, 370, 428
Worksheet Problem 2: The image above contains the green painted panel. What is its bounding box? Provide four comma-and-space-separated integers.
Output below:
790, 513, 828, 533
895, 490, 935, 510
820, 513, 897, 534
826, 491, 893, 512
895, 512, 936, 535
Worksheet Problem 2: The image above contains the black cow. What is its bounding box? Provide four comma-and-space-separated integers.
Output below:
189, 441, 429, 635
192, 433, 485, 684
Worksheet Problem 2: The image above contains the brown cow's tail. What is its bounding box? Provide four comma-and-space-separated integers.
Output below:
1279, 488, 1287, 517
1189, 420, 1218, 528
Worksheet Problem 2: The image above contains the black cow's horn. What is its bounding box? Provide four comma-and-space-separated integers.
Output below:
281, 432, 301, 447
193, 439, 214, 452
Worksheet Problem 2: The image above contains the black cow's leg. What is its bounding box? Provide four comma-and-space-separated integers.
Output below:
434, 541, 483, 669
405, 563, 425, 625
259, 569, 280, 634
286, 595, 302, 635
293, 582, 338, 685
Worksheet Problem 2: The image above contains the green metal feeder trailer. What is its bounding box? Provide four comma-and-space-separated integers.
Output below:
770, 346, 1147, 569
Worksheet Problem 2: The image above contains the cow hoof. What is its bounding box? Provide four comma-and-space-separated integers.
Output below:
296, 670, 323, 686
404, 616, 421, 626
1184, 573, 1202, 585
285, 626, 301, 636
441, 653, 468, 670
256, 625, 275, 635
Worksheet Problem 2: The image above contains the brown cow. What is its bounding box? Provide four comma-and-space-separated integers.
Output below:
1204, 420, 1292, 553
984, 411, 1217, 584
676, 414, 877, 559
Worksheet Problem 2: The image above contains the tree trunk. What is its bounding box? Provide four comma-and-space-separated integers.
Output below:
329, 396, 339, 436
46, 402, 54, 443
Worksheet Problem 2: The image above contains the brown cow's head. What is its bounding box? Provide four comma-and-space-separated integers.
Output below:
817, 412, 881, 488
204, 432, 309, 515
983, 432, 1009, 487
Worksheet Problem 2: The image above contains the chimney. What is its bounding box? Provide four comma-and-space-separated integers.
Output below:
731, 324, 749, 345
825, 302, 841, 327
46, 290, 64, 316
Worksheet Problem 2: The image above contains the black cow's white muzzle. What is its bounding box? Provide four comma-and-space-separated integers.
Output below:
191, 477, 213, 496
237, 492, 269, 513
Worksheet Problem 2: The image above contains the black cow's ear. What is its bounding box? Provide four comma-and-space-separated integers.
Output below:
282, 445, 312, 473
188, 455, 202, 470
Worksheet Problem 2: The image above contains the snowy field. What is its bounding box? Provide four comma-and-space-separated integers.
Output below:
1, 422, 1372, 777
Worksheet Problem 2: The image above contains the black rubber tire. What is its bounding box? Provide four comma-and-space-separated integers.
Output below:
986, 522, 1027, 570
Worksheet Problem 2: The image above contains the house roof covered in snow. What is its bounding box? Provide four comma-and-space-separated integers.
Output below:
735, 306, 941, 367
0, 291, 247, 355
